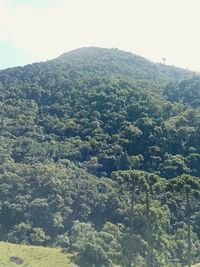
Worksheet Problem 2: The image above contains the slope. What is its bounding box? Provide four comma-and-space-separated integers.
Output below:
0, 47, 199, 177
0, 47, 199, 266
0, 242, 74, 267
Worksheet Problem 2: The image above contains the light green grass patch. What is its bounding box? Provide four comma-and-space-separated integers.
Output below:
0, 242, 75, 267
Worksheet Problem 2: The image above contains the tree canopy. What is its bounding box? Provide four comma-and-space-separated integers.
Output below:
0, 47, 199, 266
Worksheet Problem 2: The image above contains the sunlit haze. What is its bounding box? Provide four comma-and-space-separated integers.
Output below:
1, 0, 200, 71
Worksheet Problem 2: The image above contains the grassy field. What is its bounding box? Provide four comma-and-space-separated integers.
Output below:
0, 242, 75, 267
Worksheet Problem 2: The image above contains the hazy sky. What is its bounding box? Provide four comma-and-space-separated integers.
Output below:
1, 0, 200, 71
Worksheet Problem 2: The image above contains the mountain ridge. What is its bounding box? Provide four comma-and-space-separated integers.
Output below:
1, 47, 196, 82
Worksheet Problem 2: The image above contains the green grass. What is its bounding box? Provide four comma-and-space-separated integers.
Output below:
0, 242, 75, 267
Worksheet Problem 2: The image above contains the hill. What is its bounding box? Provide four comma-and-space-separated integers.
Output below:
0, 47, 199, 177
0, 47, 199, 266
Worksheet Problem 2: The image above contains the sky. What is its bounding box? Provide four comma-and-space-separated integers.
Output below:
1, 0, 200, 71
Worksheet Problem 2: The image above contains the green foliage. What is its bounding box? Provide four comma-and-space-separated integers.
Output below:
0, 47, 199, 266
73, 221, 123, 267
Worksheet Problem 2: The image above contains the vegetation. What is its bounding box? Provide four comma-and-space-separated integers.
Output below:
0, 47, 199, 266
0, 241, 74, 267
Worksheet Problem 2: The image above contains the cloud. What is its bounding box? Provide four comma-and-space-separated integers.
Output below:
4, 0, 172, 60
0, 0, 12, 41
5, 0, 106, 60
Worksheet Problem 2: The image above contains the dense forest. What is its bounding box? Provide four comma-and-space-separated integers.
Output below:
0, 47, 199, 267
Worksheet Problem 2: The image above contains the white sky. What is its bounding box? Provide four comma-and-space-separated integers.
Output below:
1, 0, 200, 71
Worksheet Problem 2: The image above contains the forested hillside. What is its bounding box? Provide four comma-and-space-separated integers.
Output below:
0, 47, 199, 266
